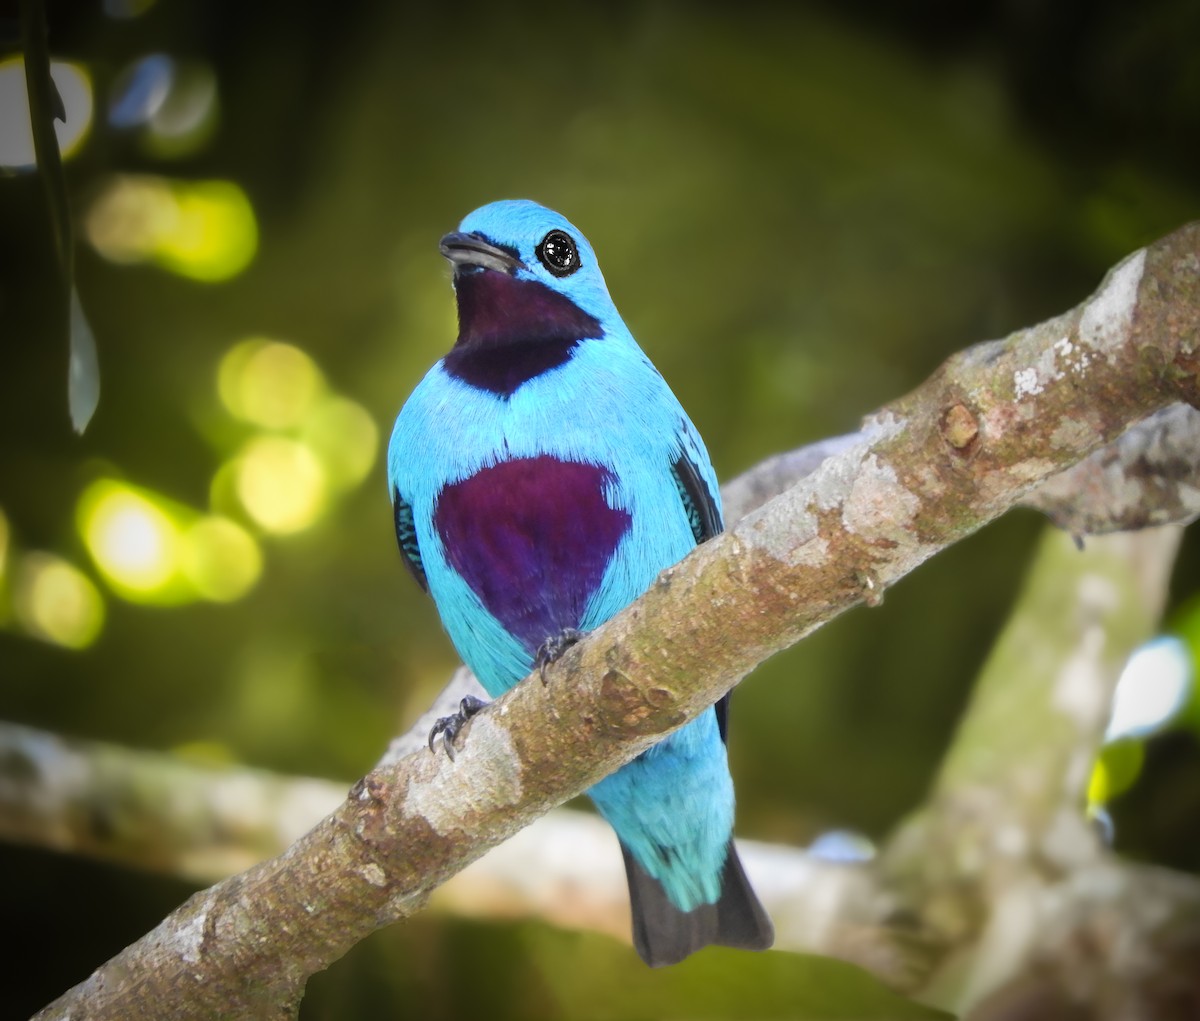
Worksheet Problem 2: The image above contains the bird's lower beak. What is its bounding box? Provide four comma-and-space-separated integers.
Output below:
439, 232, 524, 274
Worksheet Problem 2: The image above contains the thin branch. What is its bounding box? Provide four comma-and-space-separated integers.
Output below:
30, 223, 1200, 1020
19, 0, 101, 431
0, 722, 345, 882
20, 0, 69, 269
0, 719, 927, 987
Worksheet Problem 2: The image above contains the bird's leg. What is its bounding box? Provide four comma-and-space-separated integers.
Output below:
535, 627, 585, 684
428, 695, 489, 760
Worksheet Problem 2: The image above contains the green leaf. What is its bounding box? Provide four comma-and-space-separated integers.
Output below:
68, 286, 100, 432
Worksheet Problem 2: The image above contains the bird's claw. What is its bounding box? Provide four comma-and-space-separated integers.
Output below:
535, 627, 585, 684
428, 695, 488, 759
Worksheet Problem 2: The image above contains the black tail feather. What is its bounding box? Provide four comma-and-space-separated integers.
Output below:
621, 840, 774, 967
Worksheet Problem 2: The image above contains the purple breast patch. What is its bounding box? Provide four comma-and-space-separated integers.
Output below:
434, 456, 632, 652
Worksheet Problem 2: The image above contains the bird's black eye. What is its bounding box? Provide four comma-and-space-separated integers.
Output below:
535, 230, 580, 277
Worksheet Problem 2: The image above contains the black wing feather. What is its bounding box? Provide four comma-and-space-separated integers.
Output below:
670, 452, 722, 545
670, 452, 728, 743
392, 489, 428, 593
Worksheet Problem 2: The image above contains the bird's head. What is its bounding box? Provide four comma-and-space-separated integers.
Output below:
440, 200, 620, 355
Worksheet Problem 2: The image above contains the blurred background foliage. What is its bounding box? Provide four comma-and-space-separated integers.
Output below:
2, 0, 1199, 1017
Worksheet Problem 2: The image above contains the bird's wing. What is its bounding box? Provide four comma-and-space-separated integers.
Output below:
670, 450, 722, 546
392, 488, 428, 593
669, 444, 728, 743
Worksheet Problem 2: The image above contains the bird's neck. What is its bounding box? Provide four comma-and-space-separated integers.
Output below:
445, 269, 603, 397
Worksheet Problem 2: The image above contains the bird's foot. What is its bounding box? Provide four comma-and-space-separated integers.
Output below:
535, 627, 585, 684
428, 695, 488, 759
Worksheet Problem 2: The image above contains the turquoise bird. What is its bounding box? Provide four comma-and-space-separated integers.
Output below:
388, 199, 772, 966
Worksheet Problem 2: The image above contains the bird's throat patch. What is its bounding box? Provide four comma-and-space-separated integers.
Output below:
444, 270, 602, 396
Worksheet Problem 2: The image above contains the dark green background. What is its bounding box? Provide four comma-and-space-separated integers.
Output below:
3, 1, 1198, 1017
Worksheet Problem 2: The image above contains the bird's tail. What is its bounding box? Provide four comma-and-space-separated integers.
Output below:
620, 840, 774, 967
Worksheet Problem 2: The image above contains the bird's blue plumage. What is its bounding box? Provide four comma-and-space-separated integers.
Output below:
388, 199, 772, 965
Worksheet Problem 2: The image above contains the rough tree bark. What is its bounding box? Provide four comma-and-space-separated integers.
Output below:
886, 523, 1197, 1018
13, 222, 1200, 1020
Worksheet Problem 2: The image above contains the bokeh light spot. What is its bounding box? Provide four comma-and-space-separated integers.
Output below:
79, 480, 180, 596
235, 437, 327, 534
807, 829, 877, 863
1087, 738, 1145, 806
303, 396, 379, 490
108, 54, 218, 158
108, 53, 174, 128
0, 57, 94, 169
1087, 758, 1108, 806
83, 175, 173, 263
155, 180, 256, 280
218, 339, 324, 428
146, 61, 218, 156
1105, 635, 1194, 742
85, 175, 257, 281
16, 552, 105, 649
180, 516, 262, 602
0, 507, 9, 585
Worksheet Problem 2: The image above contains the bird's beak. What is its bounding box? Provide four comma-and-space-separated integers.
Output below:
439, 232, 524, 275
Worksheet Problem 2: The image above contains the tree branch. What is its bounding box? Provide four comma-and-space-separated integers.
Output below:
1023, 402, 1200, 535
0, 719, 929, 987
720, 400, 1200, 541
0, 722, 345, 882
883, 524, 1193, 1017
29, 223, 1200, 1020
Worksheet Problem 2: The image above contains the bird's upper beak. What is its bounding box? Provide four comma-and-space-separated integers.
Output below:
439, 232, 524, 275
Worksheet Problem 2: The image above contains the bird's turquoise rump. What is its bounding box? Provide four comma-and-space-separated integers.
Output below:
388, 199, 773, 965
